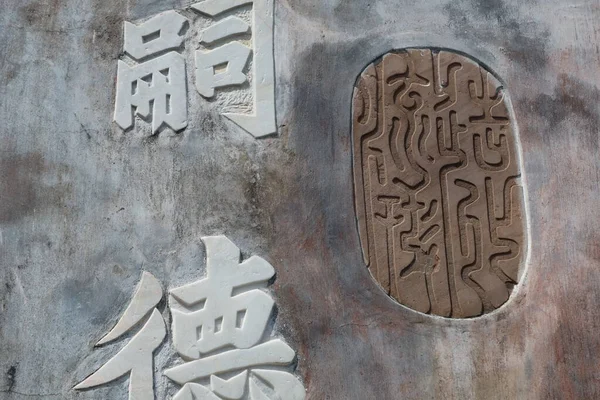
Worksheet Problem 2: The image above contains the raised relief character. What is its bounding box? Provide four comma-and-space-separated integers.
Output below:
74, 272, 166, 400
191, 0, 276, 138
165, 236, 305, 400
74, 238, 304, 399
114, 11, 188, 133
195, 17, 251, 97
352, 49, 527, 318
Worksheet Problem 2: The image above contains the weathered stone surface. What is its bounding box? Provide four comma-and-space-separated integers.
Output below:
1, 0, 600, 399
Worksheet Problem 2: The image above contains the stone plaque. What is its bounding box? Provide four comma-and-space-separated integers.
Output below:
2, 0, 600, 399
353, 49, 527, 318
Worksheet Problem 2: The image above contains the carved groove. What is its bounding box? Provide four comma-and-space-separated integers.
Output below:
352, 49, 527, 318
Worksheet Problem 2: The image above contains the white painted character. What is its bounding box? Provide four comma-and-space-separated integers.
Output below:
114, 11, 189, 133
74, 272, 166, 400
165, 236, 305, 400
194, 41, 251, 98
192, 0, 276, 137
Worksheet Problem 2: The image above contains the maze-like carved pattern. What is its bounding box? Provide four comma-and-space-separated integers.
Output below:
352, 49, 526, 318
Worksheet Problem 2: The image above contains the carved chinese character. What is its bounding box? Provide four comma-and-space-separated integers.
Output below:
352, 49, 527, 318
74, 272, 166, 400
191, 0, 276, 138
165, 236, 305, 400
74, 238, 304, 400
195, 42, 251, 98
114, 11, 188, 133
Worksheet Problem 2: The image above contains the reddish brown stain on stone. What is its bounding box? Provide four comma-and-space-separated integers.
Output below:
0, 153, 45, 223
0, 152, 71, 223
19, 0, 62, 30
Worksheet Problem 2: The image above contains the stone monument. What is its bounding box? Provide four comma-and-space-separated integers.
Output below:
0, 0, 599, 399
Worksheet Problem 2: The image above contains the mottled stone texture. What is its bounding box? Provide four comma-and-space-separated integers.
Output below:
0, 0, 600, 399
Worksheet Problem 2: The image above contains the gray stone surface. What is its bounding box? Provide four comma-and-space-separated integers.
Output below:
1, 0, 600, 399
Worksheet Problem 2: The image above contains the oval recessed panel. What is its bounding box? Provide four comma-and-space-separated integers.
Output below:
352, 49, 527, 318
